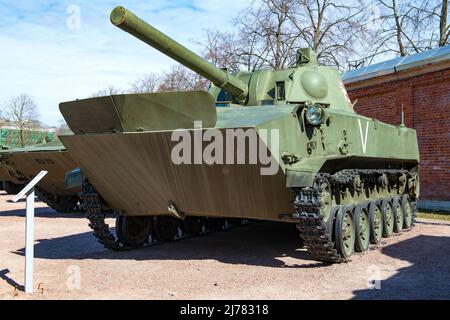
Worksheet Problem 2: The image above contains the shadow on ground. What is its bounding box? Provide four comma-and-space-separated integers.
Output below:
0, 207, 83, 219
415, 220, 450, 227
13, 222, 327, 268
353, 234, 450, 300
0, 269, 24, 292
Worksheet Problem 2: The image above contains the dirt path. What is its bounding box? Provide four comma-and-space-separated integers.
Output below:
0, 191, 449, 300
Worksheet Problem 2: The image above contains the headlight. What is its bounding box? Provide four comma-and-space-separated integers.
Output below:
305, 105, 324, 125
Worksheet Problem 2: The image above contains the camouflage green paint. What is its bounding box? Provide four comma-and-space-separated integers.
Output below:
58, 7, 420, 220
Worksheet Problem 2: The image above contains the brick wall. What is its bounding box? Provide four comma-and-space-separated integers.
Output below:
346, 67, 450, 201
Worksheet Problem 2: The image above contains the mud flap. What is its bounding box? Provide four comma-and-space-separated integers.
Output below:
286, 170, 316, 188
65, 167, 84, 190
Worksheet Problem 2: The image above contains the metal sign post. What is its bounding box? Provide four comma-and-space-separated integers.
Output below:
12, 170, 48, 294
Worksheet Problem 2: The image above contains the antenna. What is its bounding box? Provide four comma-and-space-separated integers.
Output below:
400, 104, 405, 127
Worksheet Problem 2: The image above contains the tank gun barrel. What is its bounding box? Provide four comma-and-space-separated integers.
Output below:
110, 6, 248, 101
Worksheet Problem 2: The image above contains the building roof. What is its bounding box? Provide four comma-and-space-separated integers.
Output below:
342, 45, 450, 84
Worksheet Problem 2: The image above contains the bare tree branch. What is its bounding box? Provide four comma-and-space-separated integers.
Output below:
372, 0, 449, 59
3, 94, 40, 147
90, 86, 121, 97
129, 74, 161, 93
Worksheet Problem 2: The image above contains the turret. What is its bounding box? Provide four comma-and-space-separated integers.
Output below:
110, 6, 353, 111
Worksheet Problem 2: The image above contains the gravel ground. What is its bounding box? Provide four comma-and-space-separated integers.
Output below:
0, 190, 449, 300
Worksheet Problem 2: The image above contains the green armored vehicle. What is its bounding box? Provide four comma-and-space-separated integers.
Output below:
0, 141, 80, 212
1, 144, 25, 194
59, 6, 420, 262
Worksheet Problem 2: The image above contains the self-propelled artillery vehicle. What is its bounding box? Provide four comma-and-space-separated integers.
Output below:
58, 6, 420, 262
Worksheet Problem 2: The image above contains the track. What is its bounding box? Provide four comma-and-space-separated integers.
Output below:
294, 169, 418, 262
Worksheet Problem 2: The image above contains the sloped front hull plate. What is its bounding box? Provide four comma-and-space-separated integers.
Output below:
60, 131, 293, 221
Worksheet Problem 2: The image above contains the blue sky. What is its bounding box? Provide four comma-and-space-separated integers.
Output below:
0, 0, 248, 126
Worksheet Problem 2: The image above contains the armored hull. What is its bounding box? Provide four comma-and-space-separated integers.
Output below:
61, 104, 419, 222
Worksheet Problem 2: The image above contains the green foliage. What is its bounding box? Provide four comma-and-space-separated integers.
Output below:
417, 211, 450, 221
0, 128, 54, 148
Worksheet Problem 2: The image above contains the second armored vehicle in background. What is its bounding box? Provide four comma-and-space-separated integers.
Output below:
0, 126, 57, 195
0, 141, 80, 212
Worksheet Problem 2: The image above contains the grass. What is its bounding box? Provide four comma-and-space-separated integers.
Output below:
417, 210, 450, 221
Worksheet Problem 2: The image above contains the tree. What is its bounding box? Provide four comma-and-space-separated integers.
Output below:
55, 119, 72, 136
438, 0, 449, 46
196, 30, 242, 71
157, 65, 209, 92
90, 86, 121, 97
3, 94, 40, 147
199, 0, 373, 71
288, 0, 372, 68
372, 0, 449, 57
235, 0, 299, 70
129, 74, 161, 93
408, 0, 449, 47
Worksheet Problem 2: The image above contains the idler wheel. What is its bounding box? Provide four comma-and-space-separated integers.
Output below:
401, 194, 413, 229
46, 195, 79, 213
335, 206, 355, 259
206, 218, 226, 232
116, 216, 153, 247
392, 197, 404, 233
381, 199, 394, 238
368, 201, 383, 244
353, 204, 370, 252
153, 216, 180, 242
184, 216, 206, 236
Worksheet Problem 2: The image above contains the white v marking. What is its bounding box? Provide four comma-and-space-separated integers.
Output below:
358, 119, 369, 154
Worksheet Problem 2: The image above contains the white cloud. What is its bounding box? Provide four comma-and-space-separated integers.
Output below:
0, 0, 248, 125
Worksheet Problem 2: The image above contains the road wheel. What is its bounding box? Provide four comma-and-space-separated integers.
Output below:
335, 206, 355, 260
354, 204, 370, 252
3, 181, 24, 195
381, 199, 394, 238
392, 197, 404, 233
368, 201, 383, 244
116, 216, 153, 247
184, 216, 206, 236
153, 216, 180, 242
